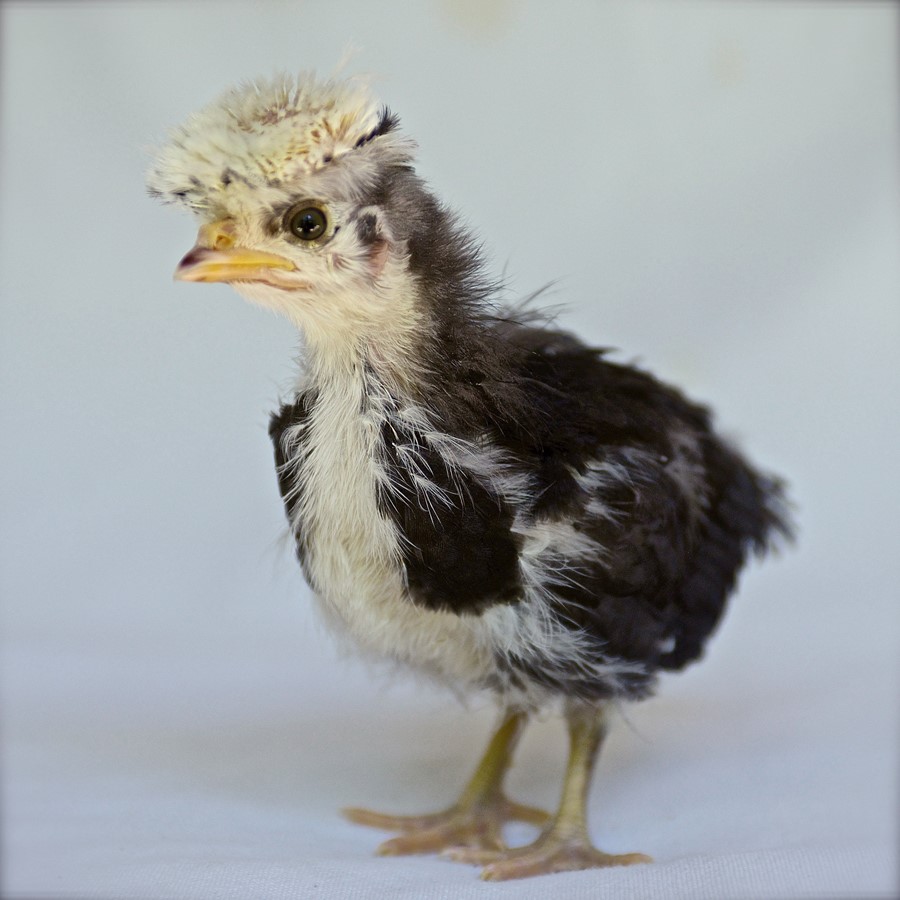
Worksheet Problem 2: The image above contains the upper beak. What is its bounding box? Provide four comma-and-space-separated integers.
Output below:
175, 220, 296, 284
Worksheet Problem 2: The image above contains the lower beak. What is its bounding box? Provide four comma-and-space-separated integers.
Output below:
174, 246, 296, 284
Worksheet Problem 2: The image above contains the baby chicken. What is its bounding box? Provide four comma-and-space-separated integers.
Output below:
148, 73, 790, 880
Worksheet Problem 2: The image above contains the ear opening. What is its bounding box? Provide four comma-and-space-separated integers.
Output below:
369, 238, 391, 278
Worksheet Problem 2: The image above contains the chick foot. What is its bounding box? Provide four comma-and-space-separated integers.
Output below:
343, 796, 550, 856
445, 829, 651, 880
443, 831, 653, 881
345, 709, 542, 856
446, 702, 650, 879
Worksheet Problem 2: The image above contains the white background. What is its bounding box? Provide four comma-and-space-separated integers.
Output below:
1, 2, 897, 897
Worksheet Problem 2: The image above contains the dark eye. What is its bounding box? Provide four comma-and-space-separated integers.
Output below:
286, 204, 329, 241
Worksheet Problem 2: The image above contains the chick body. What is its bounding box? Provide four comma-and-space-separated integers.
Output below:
150, 72, 790, 879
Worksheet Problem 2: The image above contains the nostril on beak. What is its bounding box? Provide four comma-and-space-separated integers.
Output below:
198, 220, 237, 250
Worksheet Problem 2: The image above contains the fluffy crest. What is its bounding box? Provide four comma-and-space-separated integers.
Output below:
147, 72, 411, 212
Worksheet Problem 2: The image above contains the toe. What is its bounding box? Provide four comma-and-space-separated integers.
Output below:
480, 843, 652, 880
440, 845, 505, 865
376, 831, 442, 856
342, 806, 445, 832
500, 799, 552, 827
604, 851, 653, 866
481, 855, 551, 881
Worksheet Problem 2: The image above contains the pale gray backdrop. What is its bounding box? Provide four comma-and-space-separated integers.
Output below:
1, 2, 897, 898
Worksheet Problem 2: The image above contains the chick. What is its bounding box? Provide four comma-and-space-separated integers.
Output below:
148, 73, 790, 880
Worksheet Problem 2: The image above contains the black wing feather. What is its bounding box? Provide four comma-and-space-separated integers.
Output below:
408, 320, 791, 683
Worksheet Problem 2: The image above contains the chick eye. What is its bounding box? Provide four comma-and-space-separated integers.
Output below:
286, 204, 329, 241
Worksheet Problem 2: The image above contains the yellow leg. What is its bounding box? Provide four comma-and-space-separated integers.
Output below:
344, 708, 549, 856
451, 702, 651, 880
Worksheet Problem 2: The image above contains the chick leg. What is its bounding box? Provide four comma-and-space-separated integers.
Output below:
343, 708, 549, 856
451, 701, 651, 880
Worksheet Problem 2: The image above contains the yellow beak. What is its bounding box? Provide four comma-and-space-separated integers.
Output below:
174, 220, 296, 284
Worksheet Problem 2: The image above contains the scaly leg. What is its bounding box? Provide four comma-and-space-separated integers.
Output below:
447, 701, 651, 880
343, 708, 549, 856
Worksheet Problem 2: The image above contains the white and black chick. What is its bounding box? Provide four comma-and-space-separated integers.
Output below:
148, 73, 792, 881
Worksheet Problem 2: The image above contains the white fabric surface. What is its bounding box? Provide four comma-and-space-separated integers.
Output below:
2, 2, 897, 898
